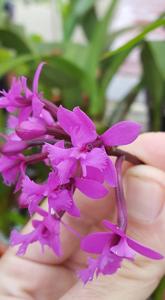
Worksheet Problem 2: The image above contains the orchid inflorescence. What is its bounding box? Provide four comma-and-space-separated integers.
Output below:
0, 63, 163, 284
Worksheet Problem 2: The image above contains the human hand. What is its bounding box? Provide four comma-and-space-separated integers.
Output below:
0, 132, 165, 300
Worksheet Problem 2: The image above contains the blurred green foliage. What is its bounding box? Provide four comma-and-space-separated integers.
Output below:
0, 0, 164, 124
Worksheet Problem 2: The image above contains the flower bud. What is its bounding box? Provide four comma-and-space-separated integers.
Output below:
1, 140, 27, 155
16, 117, 47, 140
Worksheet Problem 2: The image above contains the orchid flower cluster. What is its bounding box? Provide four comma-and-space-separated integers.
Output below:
0, 63, 163, 284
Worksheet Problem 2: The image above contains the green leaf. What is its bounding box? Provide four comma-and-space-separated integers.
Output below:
62, 42, 89, 70
0, 0, 5, 10
62, 86, 83, 110
147, 41, 165, 80
0, 47, 14, 63
100, 48, 132, 92
141, 41, 165, 130
85, 0, 119, 118
60, 0, 97, 40
73, 0, 97, 17
105, 25, 139, 49
0, 27, 34, 54
0, 109, 6, 132
39, 55, 85, 89
86, 0, 119, 77
0, 54, 34, 78
152, 277, 165, 300
33, 41, 62, 56
80, 7, 98, 40
103, 17, 165, 59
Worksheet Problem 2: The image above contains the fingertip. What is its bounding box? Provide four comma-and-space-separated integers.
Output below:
122, 132, 165, 171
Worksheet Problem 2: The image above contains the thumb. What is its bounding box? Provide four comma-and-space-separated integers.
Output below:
60, 164, 165, 300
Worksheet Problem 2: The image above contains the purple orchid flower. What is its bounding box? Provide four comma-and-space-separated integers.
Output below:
57, 106, 141, 148
0, 132, 27, 155
0, 62, 162, 284
53, 106, 140, 186
10, 213, 61, 256
19, 171, 80, 218
79, 219, 163, 283
43, 141, 109, 199
0, 63, 45, 122
0, 153, 25, 186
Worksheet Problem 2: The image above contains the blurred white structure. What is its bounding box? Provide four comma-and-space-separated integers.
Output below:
13, 1, 62, 41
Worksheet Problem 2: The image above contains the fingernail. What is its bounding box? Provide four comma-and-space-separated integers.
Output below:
124, 165, 165, 223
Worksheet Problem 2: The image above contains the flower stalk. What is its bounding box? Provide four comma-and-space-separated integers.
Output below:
115, 155, 127, 231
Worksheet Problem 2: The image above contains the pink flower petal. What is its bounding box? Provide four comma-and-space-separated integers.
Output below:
127, 237, 164, 260
85, 166, 104, 183
57, 106, 97, 147
32, 96, 44, 117
41, 108, 55, 126
2, 140, 27, 155
46, 171, 59, 191
45, 143, 71, 166
75, 178, 108, 199
101, 121, 141, 146
57, 158, 77, 184
7, 115, 18, 129
104, 157, 117, 187
81, 232, 112, 254
57, 105, 78, 136
103, 220, 125, 237
32, 62, 45, 94
111, 238, 136, 259
22, 176, 44, 197
73, 107, 97, 143
85, 148, 107, 171
78, 258, 98, 284
16, 117, 46, 140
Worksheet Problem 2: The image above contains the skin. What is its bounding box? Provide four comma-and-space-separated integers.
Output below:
0, 132, 165, 300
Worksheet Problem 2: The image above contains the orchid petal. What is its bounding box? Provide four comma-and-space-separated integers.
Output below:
73, 107, 97, 144
104, 157, 117, 187
101, 121, 141, 146
81, 232, 112, 254
45, 143, 71, 166
16, 117, 46, 140
57, 158, 77, 184
103, 220, 125, 237
75, 178, 108, 199
32, 62, 45, 94
85, 148, 107, 171
57, 106, 78, 136
32, 96, 44, 117
111, 238, 136, 259
127, 237, 164, 260
85, 166, 104, 183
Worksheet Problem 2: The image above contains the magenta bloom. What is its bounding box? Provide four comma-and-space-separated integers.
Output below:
16, 117, 47, 140
0, 63, 45, 122
0, 154, 25, 185
0, 62, 162, 284
20, 171, 80, 217
50, 106, 141, 187
44, 144, 108, 199
57, 106, 141, 147
80, 220, 163, 283
10, 213, 61, 256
